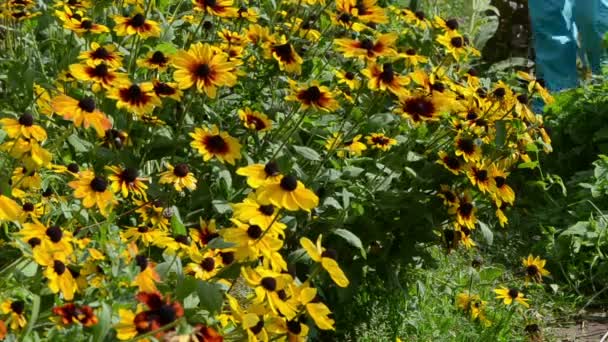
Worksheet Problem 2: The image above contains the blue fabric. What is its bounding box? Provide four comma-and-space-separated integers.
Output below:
529, 0, 608, 92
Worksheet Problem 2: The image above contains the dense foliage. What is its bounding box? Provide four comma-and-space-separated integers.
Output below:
0, 0, 557, 341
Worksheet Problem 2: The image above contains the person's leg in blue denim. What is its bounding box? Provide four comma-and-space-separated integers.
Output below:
575, 0, 607, 74
529, 0, 578, 92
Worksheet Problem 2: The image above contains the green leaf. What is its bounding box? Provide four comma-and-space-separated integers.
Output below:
67, 134, 93, 153
171, 213, 187, 236
478, 221, 493, 245
479, 266, 503, 282
333, 228, 366, 259
22, 294, 40, 339
176, 276, 199, 300
518, 161, 539, 169
494, 120, 506, 146
92, 303, 112, 342
196, 280, 224, 315
293, 145, 321, 161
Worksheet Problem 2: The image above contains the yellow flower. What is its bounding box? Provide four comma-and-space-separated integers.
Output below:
0, 195, 21, 222
242, 267, 297, 319
132, 256, 160, 292
0, 113, 47, 141
185, 250, 221, 280
494, 287, 530, 307
256, 175, 319, 212
137, 50, 172, 71
192, 0, 238, 17
189, 125, 242, 165
335, 70, 360, 90
238, 108, 272, 132
266, 36, 303, 74
1, 300, 26, 330
68, 170, 116, 216
236, 161, 282, 189
106, 165, 149, 199
51, 95, 112, 136
523, 255, 550, 283
107, 81, 161, 116
334, 33, 398, 61
113, 13, 160, 38
115, 309, 138, 340
172, 42, 239, 98
295, 284, 335, 330
362, 62, 410, 97
158, 163, 197, 192
231, 194, 285, 237
78, 42, 122, 68
285, 80, 340, 112
300, 235, 349, 287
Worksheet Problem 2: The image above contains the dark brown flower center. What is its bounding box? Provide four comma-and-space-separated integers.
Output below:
321, 248, 338, 260
220, 251, 234, 265
67, 163, 79, 173
53, 260, 66, 275
10, 301, 25, 315
508, 288, 519, 299
287, 320, 302, 335
22, 202, 34, 212
195, 64, 211, 78
78, 97, 96, 112
264, 161, 280, 176
344, 71, 355, 80
371, 136, 390, 145
259, 204, 274, 216
90, 176, 108, 192
359, 38, 374, 50
404, 97, 435, 119
154, 82, 175, 96
443, 156, 461, 170
201, 257, 215, 272
121, 168, 139, 183
406, 48, 416, 56
19, 113, 34, 126
280, 175, 298, 191
458, 202, 473, 217
247, 225, 262, 239
517, 94, 528, 104
150, 51, 167, 64
273, 43, 295, 63
136, 255, 148, 271
46, 226, 63, 243
446, 18, 459, 30
91, 47, 110, 59
415, 10, 425, 20
28, 237, 41, 247
432, 82, 446, 92
173, 163, 189, 177
450, 37, 464, 48
249, 319, 264, 334
301, 86, 322, 103
92, 63, 109, 77
526, 265, 539, 276
457, 138, 475, 154
494, 176, 506, 188
204, 135, 229, 154
81, 20, 93, 30
246, 115, 267, 131
493, 87, 506, 98
261, 277, 277, 291
474, 169, 488, 182
130, 14, 146, 28
380, 63, 394, 83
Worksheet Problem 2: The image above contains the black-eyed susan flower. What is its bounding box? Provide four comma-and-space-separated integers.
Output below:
190, 125, 242, 165
494, 287, 530, 307
523, 255, 550, 283
455, 134, 482, 163
189, 218, 219, 247
436, 31, 480, 60
231, 194, 284, 234
438, 185, 458, 207
172, 42, 239, 98
106, 165, 148, 199
366, 133, 396, 151
78, 42, 122, 68
466, 162, 492, 193
286, 80, 340, 112
1, 300, 26, 330
434, 16, 459, 32
52, 303, 98, 327
238, 107, 272, 132
152, 80, 182, 101
456, 225, 476, 249
394, 92, 448, 124
40, 257, 78, 301
185, 250, 221, 280
437, 151, 462, 175
400, 48, 428, 67
221, 220, 284, 265
237, 161, 282, 189
267, 36, 303, 74
0, 113, 46, 142
107, 81, 161, 115
334, 33, 397, 61
16, 200, 44, 222
134, 199, 170, 230
362, 62, 409, 97
51, 95, 112, 136
113, 13, 160, 38
489, 164, 515, 205
137, 50, 171, 71
68, 170, 116, 216
399, 8, 431, 30
455, 292, 490, 326
256, 175, 319, 212
325, 133, 367, 158
300, 235, 349, 287
116, 292, 184, 340
193, 0, 238, 17
158, 163, 197, 192
20, 221, 74, 264
63, 15, 109, 35
295, 283, 335, 330
335, 70, 360, 90
242, 267, 297, 319
69, 62, 128, 91
449, 192, 476, 229
11, 167, 42, 191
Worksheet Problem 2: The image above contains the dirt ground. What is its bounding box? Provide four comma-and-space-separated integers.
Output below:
549, 311, 608, 341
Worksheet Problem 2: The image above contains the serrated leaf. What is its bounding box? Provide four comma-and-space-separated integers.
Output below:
293, 145, 321, 161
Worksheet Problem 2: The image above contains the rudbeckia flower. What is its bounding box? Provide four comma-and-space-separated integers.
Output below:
489, 164, 515, 205
434, 16, 460, 32
300, 235, 349, 287
256, 174, 319, 212
454, 134, 482, 163
69, 62, 128, 91
189, 218, 219, 247
325, 133, 367, 158
335, 70, 360, 90
295, 283, 335, 330
437, 151, 462, 175
436, 31, 480, 61
466, 162, 492, 193
399, 8, 431, 30
1, 300, 26, 330
137, 50, 172, 71
158, 163, 197, 192
400, 48, 429, 67
237, 161, 282, 189
52, 303, 98, 327
189, 125, 242, 165
192, 0, 238, 17
152, 80, 183, 101
366, 133, 397, 151
494, 287, 530, 307
78, 42, 122, 68
286, 80, 340, 112
242, 267, 297, 319
63, 15, 110, 35
394, 92, 448, 124
449, 192, 476, 229
113, 13, 161, 38
267, 36, 303, 74
172, 42, 239, 98
334, 33, 397, 61
522, 255, 550, 283
362, 62, 410, 97
0, 113, 47, 141
132, 255, 160, 292
185, 250, 221, 281
39, 257, 78, 301
106, 165, 149, 199
68, 170, 116, 216
231, 194, 285, 236
107, 81, 161, 115
238, 108, 272, 132
221, 220, 284, 265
